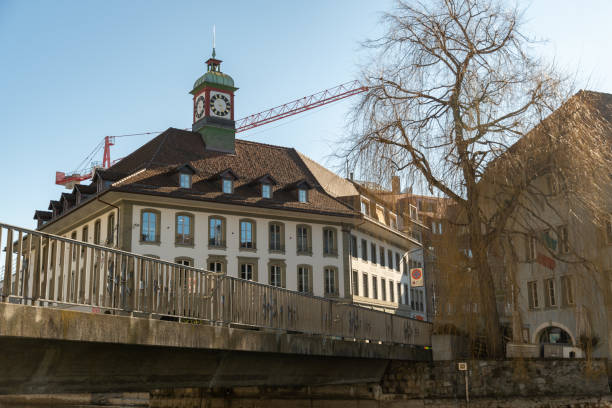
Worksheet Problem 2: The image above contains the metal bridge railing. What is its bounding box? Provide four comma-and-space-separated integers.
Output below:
0, 222, 431, 346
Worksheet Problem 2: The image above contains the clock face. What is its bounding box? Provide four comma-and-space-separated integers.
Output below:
210, 92, 231, 118
195, 95, 205, 120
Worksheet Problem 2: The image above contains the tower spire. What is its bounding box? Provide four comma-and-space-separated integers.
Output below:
212, 25, 216, 58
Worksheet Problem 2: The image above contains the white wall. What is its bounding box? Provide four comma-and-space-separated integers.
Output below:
129, 205, 344, 298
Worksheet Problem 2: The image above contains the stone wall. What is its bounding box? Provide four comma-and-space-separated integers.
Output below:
151, 359, 610, 407
382, 359, 609, 399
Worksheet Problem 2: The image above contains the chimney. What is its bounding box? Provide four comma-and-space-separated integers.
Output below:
391, 176, 401, 194
349, 172, 354, 181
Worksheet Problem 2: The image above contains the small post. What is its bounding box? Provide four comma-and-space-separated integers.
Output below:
458, 362, 469, 404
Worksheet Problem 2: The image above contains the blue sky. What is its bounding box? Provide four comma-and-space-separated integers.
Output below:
1, 0, 611, 229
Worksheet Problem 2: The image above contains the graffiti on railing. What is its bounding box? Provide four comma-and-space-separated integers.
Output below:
0, 222, 431, 346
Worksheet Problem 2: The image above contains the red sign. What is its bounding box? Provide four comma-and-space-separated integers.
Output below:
536, 253, 555, 270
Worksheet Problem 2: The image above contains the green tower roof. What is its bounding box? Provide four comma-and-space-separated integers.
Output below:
190, 50, 237, 94
193, 70, 235, 89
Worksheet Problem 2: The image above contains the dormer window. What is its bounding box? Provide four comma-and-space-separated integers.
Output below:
262, 184, 271, 199
180, 173, 192, 188
298, 189, 308, 203
222, 178, 233, 194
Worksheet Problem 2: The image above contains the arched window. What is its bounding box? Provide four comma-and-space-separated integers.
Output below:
323, 266, 338, 296
106, 213, 115, 245
297, 264, 312, 294
269, 222, 285, 253
141, 209, 160, 243
296, 224, 312, 255
175, 213, 194, 246
323, 227, 337, 257
239, 219, 256, 250
208, 215, 226, 248
94, 219, 101, 245
268, 259, 286, 288
538, 326, 572, 345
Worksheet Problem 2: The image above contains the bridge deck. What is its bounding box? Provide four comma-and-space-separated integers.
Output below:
0, 222, 431, 347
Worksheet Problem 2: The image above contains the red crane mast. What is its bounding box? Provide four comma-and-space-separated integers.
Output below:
55, 80, 368, 188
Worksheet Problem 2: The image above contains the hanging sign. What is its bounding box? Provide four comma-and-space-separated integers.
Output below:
410, 268, 424, 287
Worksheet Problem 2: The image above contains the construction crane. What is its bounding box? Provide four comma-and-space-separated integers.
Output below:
55, 80, 368, 189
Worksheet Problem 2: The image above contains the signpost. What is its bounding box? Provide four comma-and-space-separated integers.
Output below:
410, 268, 423, 287
458, 362, 469, 404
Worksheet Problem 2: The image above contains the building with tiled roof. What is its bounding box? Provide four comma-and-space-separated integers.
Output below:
34, 51, 423, 314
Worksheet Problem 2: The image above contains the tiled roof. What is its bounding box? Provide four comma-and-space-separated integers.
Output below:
33, 210, 52, 221
101, 128, 357, 217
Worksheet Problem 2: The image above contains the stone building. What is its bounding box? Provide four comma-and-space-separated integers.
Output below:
482, 91, 612, 359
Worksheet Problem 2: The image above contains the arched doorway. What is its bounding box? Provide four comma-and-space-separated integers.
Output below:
538, 326, 573, 345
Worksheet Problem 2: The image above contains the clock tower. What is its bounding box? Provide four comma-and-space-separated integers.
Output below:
190, 49, 238, 153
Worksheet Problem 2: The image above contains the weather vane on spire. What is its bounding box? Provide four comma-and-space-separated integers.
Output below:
212, 25, 216, 58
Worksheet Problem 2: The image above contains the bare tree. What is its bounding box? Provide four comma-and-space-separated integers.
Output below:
345, 0, 612, 356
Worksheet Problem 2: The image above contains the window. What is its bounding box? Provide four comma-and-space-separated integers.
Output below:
410, 288, 415, 309
262, 183, 271, 199
350, 235, 357, 257
381, 278, 387, 301
239, 219, 256, 249
71, 231, 77, 260
379, 247, 385, 267
209, 261, 223, 273
175, 257, 193, 267
605, 215, 612, 245
296, 224, 311, 255
389, 280, 394, 302
297, 265, 312, 293
141, 210, 160, 243
388, 249, 393, 270
395, 253, 400, 272
298, 189, 308, 203
323, 228, 337, 256
240, 263, 254, 281
94, 220, 101, 245
389, 214, 397, 230
526, 235, 536, 261
269, 222, 285, 252
222, 178, 233, 194
209, 216, 226, 247
545, 278, 557, 307
559, 225, 569, 254
362, 273, 369, 298
176, 213, 194, 245
106, 213, 115, 245
409, 204, 418, 220
352, 270, 359, 296
561, 276, 575, 306
375, 205, 385, 224
179, 173, 192, 188
370, 243, 377, 264
269, 262, 285, 288
372, 276, 378, 299
402, 258, 407, 275
82, 226, 89, 243
403, 283, 409, 305
360, 199, 369, 216
527, 281, 539, 309
397, 282, 402, 304
361, 239, 367, 261
324, 267, 338, 296
432, 221, 443, 234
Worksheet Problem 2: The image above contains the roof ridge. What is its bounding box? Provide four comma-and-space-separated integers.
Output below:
235, 138, 292, 150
